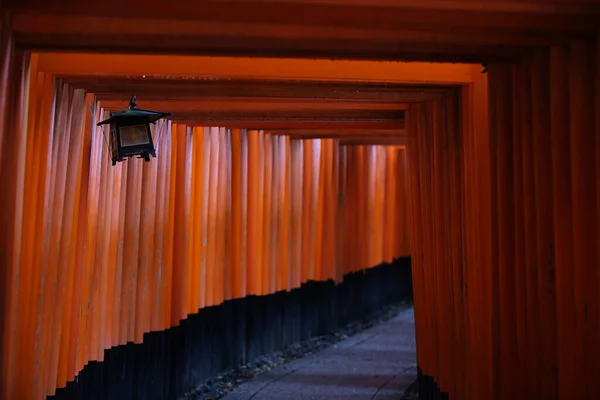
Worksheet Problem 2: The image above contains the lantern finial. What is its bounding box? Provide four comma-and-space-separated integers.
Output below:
129, 95, 138, 109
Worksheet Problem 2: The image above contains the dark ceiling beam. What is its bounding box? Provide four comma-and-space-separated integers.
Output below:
339, 137, 407, 146
13, 15, 564, 46
11, 31, 548, 63
171, 119, 405, 130
265, 128, 403, 136
163, 109, 404, 123
96, 99, 408, 113
11, 18, 561, 61
11, 0, 599, 62
212, 0, 598, 14
11, 1, 600, 33
97, 98, 405, 123
64, 77, 445, 103
273, 129, 405, 140
285, 133, 403, 139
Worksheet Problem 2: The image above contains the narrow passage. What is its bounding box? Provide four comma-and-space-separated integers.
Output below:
223, 308, 416, 400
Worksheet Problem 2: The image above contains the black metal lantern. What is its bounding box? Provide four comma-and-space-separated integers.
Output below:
97, 96, 171, 166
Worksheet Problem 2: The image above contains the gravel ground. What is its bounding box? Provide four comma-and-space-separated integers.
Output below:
183, 300, 415, 400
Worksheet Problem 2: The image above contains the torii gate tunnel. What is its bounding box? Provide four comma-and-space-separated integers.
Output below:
1, 1, 600, 399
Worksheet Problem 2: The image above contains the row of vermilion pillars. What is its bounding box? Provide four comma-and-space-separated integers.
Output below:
0, 53, 411, 399
408, 37, 600, 399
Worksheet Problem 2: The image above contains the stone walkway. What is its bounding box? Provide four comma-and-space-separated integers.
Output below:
223, 308, 416, 400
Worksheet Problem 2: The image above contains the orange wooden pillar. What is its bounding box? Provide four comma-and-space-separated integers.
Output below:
189, 125, 205, 312
262, 132, 274, 294
215, 127, 229, 304
326, 141, 338, 278
565, 40, 599, 400
246, 130, 261, 295
0, 49, 28, 400
463, 64, 493, 400
230, 128, 244, 299
382, 147, 396, 264
0, 13, 14, 397
406, 102, 426, 394
290, 139, 303, 288
488, 63, 518, 400
548, 45, 576, 400
280, 135, 291, 290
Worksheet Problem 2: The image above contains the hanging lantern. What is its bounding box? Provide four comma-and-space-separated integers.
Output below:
97, 96, 171, 166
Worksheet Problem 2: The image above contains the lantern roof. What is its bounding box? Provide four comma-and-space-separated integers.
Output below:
97, 96, 171, 126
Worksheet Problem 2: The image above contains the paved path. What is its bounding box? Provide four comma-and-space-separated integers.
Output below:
223, 307, 416, 400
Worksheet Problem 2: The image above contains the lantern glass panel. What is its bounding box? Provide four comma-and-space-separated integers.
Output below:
110, 125, 118, 158
119, 124, 150, 147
